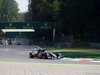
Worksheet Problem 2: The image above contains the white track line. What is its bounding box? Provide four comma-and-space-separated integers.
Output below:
91, 61, 100, 62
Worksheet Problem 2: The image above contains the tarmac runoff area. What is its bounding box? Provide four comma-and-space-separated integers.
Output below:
0, 45, 100, 75
0, 62, 100, 75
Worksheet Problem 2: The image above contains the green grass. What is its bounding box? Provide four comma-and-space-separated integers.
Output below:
38, 44, 100, 58
53, 52, 100, 58
39, 44, 97, 50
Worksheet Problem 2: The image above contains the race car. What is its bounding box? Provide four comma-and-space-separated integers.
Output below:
29, 48, 63, 59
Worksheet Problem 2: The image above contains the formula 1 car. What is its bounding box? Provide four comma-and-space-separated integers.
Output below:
29, 48, 63, 59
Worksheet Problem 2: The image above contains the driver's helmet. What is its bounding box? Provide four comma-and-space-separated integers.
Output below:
44, 50, 47, 53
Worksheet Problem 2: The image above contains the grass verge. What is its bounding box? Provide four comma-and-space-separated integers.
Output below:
38, 45, 100, 59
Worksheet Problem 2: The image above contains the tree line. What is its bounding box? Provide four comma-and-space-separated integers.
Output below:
0, 0, 99, 42
0, 0, 19, 37
25, 0, 100, 42
0, 0, 19, 21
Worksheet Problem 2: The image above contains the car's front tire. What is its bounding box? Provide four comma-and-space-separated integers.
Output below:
56, 53, 63, 59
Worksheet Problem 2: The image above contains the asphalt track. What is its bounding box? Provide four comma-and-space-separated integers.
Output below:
0, 45, 100, 75
0, 45, 100, 65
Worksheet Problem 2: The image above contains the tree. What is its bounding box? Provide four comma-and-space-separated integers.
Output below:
26, 0, 100, 42
58, 0, 100, 42
0, 29, 4, 37
0, 0, 19, 21
19, 12, 26, 22
0, 0, 19, 37
0, 0, 1, 9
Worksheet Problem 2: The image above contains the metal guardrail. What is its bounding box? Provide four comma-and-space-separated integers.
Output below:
55, 42, 73, 48
54, 35, 73, 43
89, 43, 100, 48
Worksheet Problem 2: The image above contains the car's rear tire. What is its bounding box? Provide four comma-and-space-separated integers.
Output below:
29, 53, 34, 58
41, 55, 45, 59
49, 54, 53, 59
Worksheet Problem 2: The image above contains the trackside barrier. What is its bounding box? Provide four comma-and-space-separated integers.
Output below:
89, 43, 100, 48
55, 44, 63, 49
55, 42, 73, 48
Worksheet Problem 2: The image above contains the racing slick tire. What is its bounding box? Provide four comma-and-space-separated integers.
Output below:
56, 53, 63, 59
41, 53, 49, 59
29, 52, 34, 58
49, 54, 53, 59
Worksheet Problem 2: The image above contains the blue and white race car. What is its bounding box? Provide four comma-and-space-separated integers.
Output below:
29, 48, 63, 59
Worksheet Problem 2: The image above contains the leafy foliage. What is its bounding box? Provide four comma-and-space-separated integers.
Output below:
0, 0, 19, 37
26, 0, 100, 42
0, 0, 19, 21
0, 29, 4, 37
